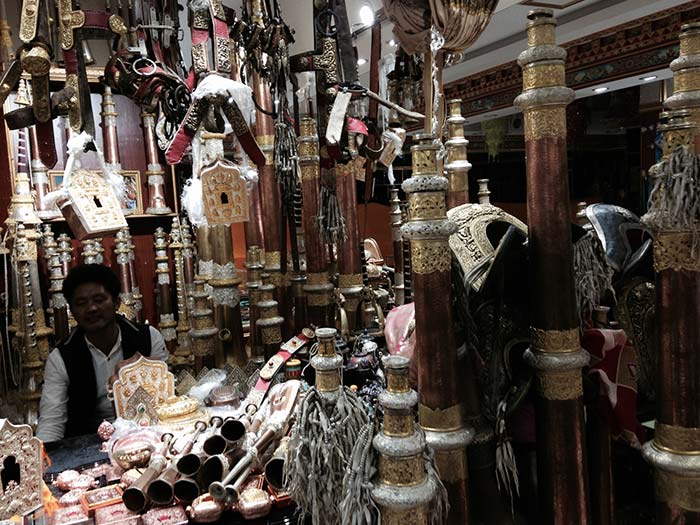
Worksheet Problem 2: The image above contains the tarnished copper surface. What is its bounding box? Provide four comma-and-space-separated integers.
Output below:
656, 269, 700, 428
244, 181, 265, 250
536, 397, 589, 524
336, 165, 362, 276
412, 272, 459, 409
525, 137, 578, 331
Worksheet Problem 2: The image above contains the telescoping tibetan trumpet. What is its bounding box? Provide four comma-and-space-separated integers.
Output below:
208, 380, 301, 503
147, 420, 208, 506
122, 433, 174, 512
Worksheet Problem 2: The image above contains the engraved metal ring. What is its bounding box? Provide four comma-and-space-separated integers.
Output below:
133, 57, 157, 77
314, 8, 338, 37
218, 328, 231, 341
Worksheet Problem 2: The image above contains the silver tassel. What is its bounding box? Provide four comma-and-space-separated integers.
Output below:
573, 231, 615, 325
494, 399, 519, 517
318, 183, 347, 244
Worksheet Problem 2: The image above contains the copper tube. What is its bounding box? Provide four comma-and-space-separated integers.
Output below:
122, 434, 173, 512
588, 402, 615, 525
263, 437, 290, 492
250, 59, 288, 334
28, 126, 51, 215
514, 10, 589, 523
142, 111, 172, 214
176, 425, 213, 478
147, 463, 179, 506
100, 87, 121, 165
244, 181, 265, 251
209, 224, 245, 367
209, 428, 276, 501
299, 118, 333, 326
173, 476, 200, 503
203, 417, 247, 456
336, 164, 362, 331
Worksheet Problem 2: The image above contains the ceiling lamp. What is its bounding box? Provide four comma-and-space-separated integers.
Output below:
359, 4, 375, 26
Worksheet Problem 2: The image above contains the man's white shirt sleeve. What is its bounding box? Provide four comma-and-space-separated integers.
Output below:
36, 348, 69, 442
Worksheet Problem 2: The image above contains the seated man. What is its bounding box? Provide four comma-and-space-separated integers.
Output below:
36, 264, 168, 443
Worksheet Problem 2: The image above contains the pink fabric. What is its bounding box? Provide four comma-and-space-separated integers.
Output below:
384, 303, 416, 360
583, 328, 645, 448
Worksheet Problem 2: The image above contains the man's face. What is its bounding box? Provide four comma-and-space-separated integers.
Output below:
70, 283, 118, 334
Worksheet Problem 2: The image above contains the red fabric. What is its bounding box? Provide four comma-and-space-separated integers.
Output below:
582, 328, 645, 448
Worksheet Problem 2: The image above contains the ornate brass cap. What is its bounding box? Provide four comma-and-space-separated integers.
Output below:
384, 355, 410, 394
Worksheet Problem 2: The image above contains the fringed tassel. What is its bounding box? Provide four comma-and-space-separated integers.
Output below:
339, 419, 379, 525
573, 230, 615, 324
419, 426, 450, 525
274, 118, 300, 208
494, 399, 519, 517
643, 145, 700, 260
318, 184, 347, 244
285, 387, 369, 525
644, 145, 700, 232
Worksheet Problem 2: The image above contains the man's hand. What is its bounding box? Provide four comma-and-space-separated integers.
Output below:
106, 352, 143, 397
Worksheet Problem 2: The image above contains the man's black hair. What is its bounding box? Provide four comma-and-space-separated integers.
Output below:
62, 264, 121, 306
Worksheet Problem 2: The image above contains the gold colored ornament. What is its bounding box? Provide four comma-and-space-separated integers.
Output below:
381, 507, 428, 525
155, 395, 199, 420
522, 62, 565, 91
527, 22, 555, 47
418, 403, 463, 433
672, 69, 700, 94
201, 160, 249, 225
337, 273, 363, 289
408, 193, 447, 221
56, 0, 85, 50
315, 370, 341, 392
653, 231, 700, 272
536, 370, 583, 400
377, 454, 426, 487
410, 239, 451, 275
112, 356, 175, 419
382, 412, 414, 437
433, 448, 468, 483
655, 423, 700, 455
656, 470, 700, 513
523, 106, 567, 141
529, 327, 580, 353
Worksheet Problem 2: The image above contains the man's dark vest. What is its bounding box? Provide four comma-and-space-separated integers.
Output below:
57, 315, 152, 438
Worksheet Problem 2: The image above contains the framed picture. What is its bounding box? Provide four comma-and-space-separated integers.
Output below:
49, 170, 64, 192
48, 169, 143, 216
121, 170, 144, 216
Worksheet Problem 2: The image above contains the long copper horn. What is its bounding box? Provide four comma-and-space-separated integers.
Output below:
202, 416, 249, 456
173, 475, 201, 503
122, 433, 173, 512
209, 427, 277, 502
263, 436, 290, 492
177, 417, 223, 476
147, 421, 207, 505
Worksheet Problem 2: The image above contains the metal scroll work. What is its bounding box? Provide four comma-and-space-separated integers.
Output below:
201, 160, 249, 225
0, 419, 43, 520
58, 169, 127, 240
